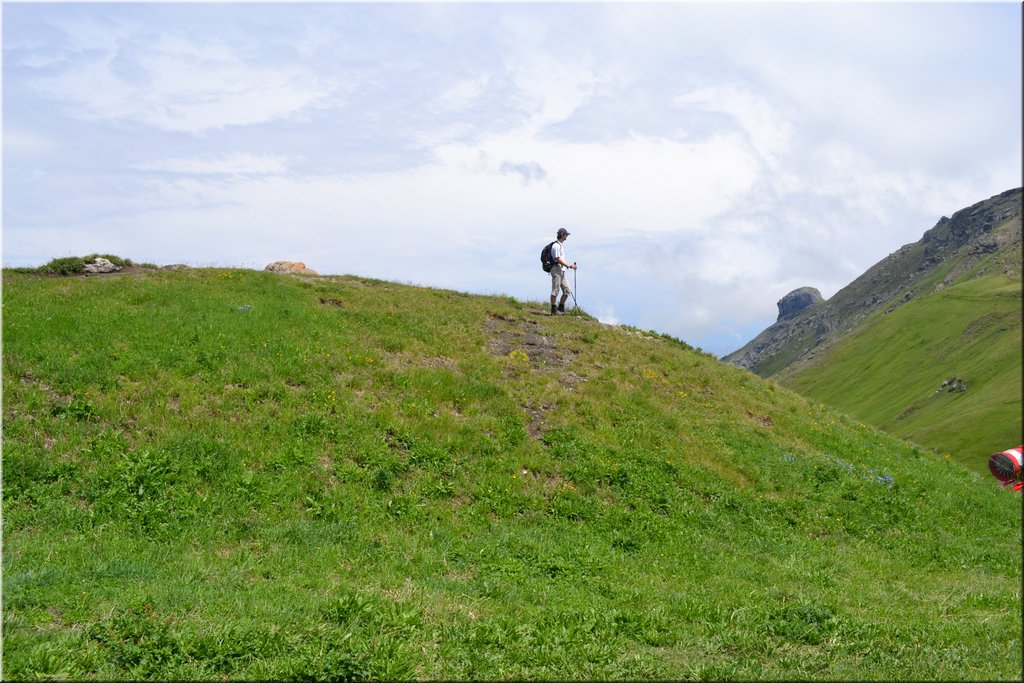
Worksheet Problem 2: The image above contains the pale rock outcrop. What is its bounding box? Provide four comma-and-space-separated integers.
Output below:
264, 261, 319, 275
84, 257, 121, 274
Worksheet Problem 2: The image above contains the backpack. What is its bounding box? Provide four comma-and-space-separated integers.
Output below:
540, 241, 557, 272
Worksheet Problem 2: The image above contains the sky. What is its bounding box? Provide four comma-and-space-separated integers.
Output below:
3, 1, 1021, 357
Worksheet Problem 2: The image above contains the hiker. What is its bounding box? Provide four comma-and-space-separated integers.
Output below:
549, 228, 577, 315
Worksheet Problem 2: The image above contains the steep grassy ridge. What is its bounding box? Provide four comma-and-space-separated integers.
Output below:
781, 275, 1022, 473
2, 268, 1021, 680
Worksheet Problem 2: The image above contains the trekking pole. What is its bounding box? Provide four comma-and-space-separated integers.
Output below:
572, 266, 579, 312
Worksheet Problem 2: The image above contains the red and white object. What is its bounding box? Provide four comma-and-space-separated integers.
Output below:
988, 446, 1023, 490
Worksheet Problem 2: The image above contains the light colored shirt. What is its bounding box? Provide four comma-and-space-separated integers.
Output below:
551, 241, 565, 269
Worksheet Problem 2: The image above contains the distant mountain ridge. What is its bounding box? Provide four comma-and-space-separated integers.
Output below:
723, 188, 1022, 376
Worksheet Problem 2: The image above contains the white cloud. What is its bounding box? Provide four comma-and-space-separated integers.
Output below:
429, 74, 492, 114
2, 128, 59, 156
134, 154, 289, 176
34, 34, 336, 134
691, 234, 779, 288
499, 161, 547, 185
672, 84, 794, 170
425, 127, 762, 237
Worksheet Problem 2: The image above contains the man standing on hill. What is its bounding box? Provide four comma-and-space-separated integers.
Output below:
550, 227, 577, 315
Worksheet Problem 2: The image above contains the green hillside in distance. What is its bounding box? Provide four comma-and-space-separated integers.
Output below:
726, 188, 1022, 473
2, 266, 1021, 680
724, 189, 1022, 378
780, 274, 1021, 474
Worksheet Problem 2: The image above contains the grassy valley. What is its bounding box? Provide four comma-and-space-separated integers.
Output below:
2, 266, 1021, 680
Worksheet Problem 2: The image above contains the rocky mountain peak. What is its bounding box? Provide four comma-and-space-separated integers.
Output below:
776, 287, 823, 322
922, 187, 1022, 256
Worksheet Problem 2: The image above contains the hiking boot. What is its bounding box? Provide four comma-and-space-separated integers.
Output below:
558, 303, 565, 313
551, 304, 558, 315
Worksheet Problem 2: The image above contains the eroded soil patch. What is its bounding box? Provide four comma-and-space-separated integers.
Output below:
485, 313, 565, 368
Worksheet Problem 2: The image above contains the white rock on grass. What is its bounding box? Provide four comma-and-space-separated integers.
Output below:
84, 257, 121, 274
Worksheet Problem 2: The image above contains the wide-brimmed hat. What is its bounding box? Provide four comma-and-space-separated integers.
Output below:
557, 228, 570, 237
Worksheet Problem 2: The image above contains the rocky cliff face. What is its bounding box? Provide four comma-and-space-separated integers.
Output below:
723, 188, 1022, 376
776, 287, 824, 322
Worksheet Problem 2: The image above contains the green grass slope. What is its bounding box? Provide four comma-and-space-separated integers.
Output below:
781, 275, 1021, 475
2, 267, 1021, 680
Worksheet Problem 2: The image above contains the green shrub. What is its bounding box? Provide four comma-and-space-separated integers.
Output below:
34, 254, 133, 276
39, 257, 86, 275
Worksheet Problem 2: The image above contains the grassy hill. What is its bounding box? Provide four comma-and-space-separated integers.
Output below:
2, 266, 1021, 680
780, 274, 1022, 474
